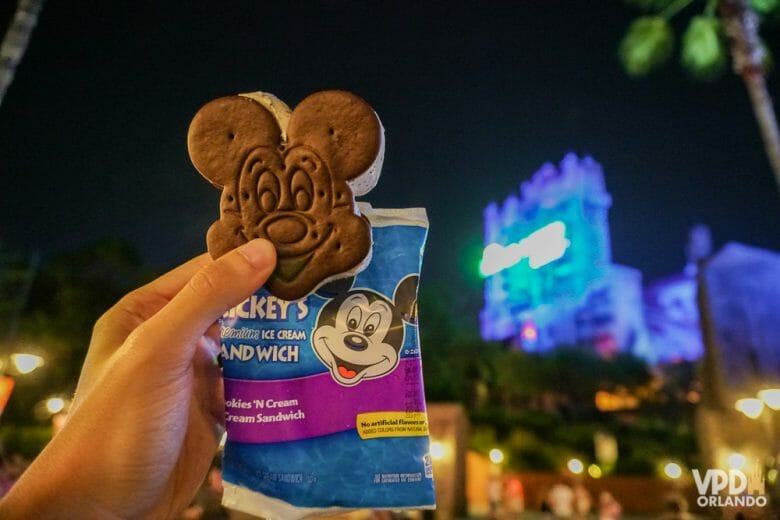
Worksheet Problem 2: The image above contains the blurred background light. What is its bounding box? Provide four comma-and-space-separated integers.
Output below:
567, 458, 584, 474
663, 462, 682, 479
45, 397, 65, 415
588, 464, 602, 478
758, 388, 780, 410
430, 440, 446, 461
10, 353, 44, 375
735, 397, 764, 419
727, 452, 747, 470
489, 448, 504, 464
479, 221, 569, 277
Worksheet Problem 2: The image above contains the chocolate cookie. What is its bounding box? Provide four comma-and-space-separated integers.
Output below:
188, 90, 384, 301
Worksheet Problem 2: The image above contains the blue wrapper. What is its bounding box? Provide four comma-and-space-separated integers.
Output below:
219, 205, 436, 519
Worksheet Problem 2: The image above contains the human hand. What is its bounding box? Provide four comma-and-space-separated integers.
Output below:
0, 239, 276, 519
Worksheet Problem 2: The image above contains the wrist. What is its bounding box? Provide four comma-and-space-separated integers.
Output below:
0, 431, 124, 520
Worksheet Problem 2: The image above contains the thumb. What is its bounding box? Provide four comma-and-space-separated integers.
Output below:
131, 239, 277, 367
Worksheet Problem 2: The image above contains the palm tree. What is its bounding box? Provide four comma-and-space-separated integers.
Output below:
0, 0, 46, 108
619, 0, 780, 193
719, 0, 780, 189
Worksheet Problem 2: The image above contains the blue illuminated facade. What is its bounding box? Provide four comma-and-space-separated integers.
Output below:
480, 154, 699, 363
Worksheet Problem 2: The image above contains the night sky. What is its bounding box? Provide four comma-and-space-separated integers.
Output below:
2, 1, 780, 323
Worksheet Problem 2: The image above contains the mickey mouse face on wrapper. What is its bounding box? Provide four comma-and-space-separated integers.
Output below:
188, 90, 384, 301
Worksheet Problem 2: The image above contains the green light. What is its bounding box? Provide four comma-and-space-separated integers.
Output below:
479, 221, 570, 277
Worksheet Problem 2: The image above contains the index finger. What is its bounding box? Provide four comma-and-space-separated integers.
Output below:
139, 252, 213, 300
93, 252, 213, 345
73, 252, 215, 409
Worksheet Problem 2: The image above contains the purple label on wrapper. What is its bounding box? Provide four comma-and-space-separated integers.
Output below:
224, 357, 425, 443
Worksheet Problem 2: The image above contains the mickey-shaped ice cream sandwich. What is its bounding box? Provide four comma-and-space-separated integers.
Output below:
188, 90, 384, 301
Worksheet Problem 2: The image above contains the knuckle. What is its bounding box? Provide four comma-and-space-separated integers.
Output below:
92, 298, 130, 338
188, 264, 223, 299
93, 289, 161, 338
117, 289, 150, 318
92, 308, 113, 338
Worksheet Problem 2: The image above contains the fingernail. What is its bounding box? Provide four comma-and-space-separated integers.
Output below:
237, 239, 276, 269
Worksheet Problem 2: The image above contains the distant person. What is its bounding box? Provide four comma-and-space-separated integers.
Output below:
0, 454, 29, 499
598, 491, 622, 520
548, 480, 575, 518
573, 482, 592, 518
505, 477, 525, 514
540, 486, 553, 517
660, 491, 691, 520
488, 475, 503, 519
0, 459, 13, 498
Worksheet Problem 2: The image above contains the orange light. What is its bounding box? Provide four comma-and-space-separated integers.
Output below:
521, 322, 538, 342
595, 389, 639, 412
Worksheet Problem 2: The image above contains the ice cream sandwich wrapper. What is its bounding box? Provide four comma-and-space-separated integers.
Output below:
219, 205, 435, 519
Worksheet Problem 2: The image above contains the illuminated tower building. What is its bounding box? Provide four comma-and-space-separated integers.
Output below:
480, 153, 653, 360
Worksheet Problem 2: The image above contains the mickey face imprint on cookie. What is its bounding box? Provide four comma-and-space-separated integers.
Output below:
188, 91, 384, 301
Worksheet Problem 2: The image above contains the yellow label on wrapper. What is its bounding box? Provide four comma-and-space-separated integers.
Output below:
356, 411, 429, 439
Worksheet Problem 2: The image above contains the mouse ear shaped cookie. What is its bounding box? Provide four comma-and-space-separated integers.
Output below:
189, 96, 287, 258
189, 90, 384, 301
188, 96, 283, 187
287, 90, 384, 197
